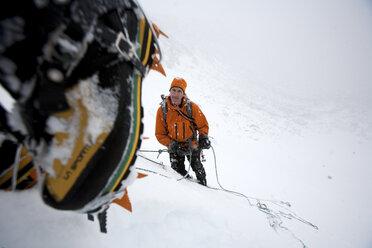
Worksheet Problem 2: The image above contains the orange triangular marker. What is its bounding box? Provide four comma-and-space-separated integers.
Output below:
152, 23, 169, 38
112, 189, 132, 212
137, 172, 148, 179
150, 55, 166, 76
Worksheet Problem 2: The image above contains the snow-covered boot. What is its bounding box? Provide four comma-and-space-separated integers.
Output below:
170, 152, 193, 178
189, 149, 207, 185
195, 168, 207, 186
171, 163, 189, 177
1, 0, 165, 212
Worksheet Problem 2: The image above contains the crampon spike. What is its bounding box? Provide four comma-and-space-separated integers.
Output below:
150, 54, 166, 76
152, 23, 169, 38
112, 189, 132, 212
97, 209, 108, 233
137, 172, 148, 178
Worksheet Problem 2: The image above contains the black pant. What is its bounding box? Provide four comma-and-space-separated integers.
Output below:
170, 148, 206, 185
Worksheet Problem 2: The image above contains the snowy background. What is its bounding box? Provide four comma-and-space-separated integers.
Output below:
1, 0, 372, 247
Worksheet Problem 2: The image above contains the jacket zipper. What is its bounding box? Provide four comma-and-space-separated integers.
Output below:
175, 123, 178, 140
183, 123, 185, 139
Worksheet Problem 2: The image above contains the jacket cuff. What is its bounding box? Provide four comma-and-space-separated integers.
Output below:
199, 134, 208, 140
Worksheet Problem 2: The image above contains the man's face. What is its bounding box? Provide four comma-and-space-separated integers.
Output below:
170, 87, 184, 106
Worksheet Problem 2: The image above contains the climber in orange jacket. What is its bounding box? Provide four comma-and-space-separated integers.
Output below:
155, 78, 210, 185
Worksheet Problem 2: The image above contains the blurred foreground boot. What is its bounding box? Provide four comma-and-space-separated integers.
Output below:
0, 0, 165, 213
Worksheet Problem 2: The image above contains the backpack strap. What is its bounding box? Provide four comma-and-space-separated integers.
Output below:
160, 94, 168, 121
183, 99, 197, 139
186, 98, 192, 118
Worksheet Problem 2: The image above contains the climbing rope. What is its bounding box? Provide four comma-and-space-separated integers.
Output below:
138, 147, 293, 208
137, 145, 318, 247
208, 146, 318, 230
138, 149, 168, 158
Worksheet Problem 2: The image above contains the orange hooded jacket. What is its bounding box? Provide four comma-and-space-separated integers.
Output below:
155, 96, 209, 148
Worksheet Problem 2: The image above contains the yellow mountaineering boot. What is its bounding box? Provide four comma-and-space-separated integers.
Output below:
0, 0, 166, 214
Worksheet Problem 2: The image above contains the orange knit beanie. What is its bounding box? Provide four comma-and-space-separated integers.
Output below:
170, 77, 187, 93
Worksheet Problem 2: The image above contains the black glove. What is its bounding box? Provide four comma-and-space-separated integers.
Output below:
198, 134, 211, 149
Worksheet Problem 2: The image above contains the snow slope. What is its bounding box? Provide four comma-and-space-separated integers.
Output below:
1, 0, 372, 247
